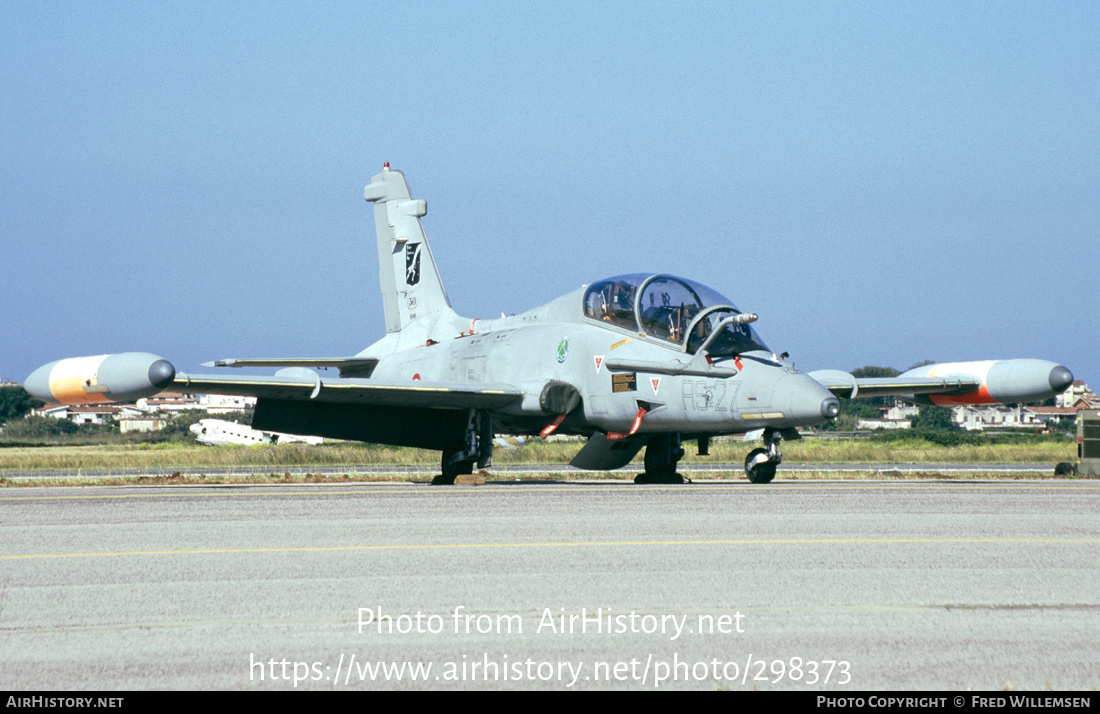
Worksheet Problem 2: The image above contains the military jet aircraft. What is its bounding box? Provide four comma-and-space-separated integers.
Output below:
25, 165, 1075, 484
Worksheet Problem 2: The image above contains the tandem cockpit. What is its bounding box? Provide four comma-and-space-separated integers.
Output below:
582, 274, 770, 357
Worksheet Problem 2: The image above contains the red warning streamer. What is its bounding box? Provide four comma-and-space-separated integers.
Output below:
539, 413, 567, 439
607, 407, 647, 441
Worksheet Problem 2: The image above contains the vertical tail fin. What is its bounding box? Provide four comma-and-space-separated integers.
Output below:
364, 165, 452, 333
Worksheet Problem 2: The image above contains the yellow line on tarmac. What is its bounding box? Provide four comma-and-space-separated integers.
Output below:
0, 489, 423, 501
3, 537, 1097, 561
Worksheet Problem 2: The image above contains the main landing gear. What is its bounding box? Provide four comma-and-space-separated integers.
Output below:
433, 410, 493, 485
744, 428, 783, 484
634, 433, 687, 484
631, 430, 786, 484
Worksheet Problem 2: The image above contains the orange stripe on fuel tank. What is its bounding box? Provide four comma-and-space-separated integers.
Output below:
49, 355, 112, 405
928, 385, 997, 406
926, 360, 998, 406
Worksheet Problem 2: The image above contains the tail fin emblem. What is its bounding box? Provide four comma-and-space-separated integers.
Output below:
405, 242, 422, 286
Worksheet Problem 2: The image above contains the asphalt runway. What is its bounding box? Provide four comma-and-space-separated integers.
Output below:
0, 461, 1058, 480
1, 480, 1096, 691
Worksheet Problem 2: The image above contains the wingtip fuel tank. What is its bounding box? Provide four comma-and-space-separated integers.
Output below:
904, 359, 1073, 406
24, 353, 176, 405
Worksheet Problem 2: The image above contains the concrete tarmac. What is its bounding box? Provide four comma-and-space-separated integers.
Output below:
0, 462, 1059, 480
1, 480, 1096, 690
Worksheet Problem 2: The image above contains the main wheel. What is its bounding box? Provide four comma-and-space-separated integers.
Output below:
744, 448, 777, 484
1054, 462, 1076, 476
637, 434, 685, 484
434, 441, 474, 485
634, 470, 685, 484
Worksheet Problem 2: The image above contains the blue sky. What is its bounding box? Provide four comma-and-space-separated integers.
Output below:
2, 1, 1097, 388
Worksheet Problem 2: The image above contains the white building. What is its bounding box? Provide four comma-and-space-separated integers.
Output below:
886, 403, 920, 421
135, 392, 202, 413
951, 404, 1044, 431
33, 391, 253, 432
1056, 381, 1097, 408
34, 404, 145, 426
856, 403, 919, 430
198, 394, 256, 413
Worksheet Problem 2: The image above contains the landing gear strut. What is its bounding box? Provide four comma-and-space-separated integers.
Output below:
433, 410, 493, 485
744, 428, 782, 484
635, 433, 687, 484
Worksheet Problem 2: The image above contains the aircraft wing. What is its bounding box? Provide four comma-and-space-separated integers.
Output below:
173, 371, 525, 453
808, 359, 1073, 405
23, 352, 522, 411
171, 372, 523, 410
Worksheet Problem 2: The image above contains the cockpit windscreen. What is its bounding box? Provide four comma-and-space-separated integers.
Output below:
583, 274, 769, 356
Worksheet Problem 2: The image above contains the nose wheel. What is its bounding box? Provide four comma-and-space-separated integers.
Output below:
744, 428, 783, 484
744, 448, 777, 483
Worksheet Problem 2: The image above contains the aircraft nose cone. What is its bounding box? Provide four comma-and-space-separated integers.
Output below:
774, 373, 840, 426
1048, 365, 1073, 393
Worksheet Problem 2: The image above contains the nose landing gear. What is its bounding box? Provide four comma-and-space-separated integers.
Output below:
744, 428, 783, 484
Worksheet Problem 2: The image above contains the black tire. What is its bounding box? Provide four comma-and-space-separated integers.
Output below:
744, 448, 777, 484
1054, 462, 1076, 477
634, 471, 685, 484
435, 441, 474, 485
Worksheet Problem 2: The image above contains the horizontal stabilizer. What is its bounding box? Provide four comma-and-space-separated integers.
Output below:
204, 357, 379, 378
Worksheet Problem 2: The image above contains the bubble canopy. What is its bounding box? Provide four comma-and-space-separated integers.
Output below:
582, 274, 769, 356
